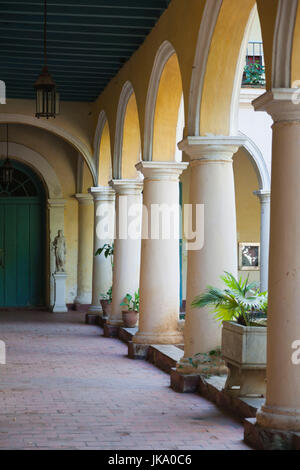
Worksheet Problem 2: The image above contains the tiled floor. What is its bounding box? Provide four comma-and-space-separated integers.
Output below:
0, 311, 250, 450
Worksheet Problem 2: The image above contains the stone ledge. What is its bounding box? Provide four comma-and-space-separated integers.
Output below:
198, 376, 264, 420
170, 368, 200, 393
118, 327, 138, 343
103, 323, 119, 338
244, 418, 297, 450
293, 433, 300, 450
128, 341, 149, 360
85, 313, 99, 325
148, 345, 184, 374
98, 316, 107, 328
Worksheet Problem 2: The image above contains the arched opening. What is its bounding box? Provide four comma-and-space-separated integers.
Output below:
0, 160, 46, 307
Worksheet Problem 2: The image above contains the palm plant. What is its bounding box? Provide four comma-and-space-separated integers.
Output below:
191, 272, 267, 327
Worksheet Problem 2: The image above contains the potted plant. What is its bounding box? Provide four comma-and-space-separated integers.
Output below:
100, 286, 112, 319
120, 290, 139, 328
192, 272, 268, 397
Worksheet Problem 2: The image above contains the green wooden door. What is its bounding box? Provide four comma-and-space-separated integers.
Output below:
0, 161, 45, 307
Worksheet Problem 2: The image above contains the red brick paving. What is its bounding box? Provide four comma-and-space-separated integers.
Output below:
0, 311, 250, 450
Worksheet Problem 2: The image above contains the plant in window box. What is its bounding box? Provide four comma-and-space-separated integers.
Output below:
120, 290, 139, 328
192, 272, 268, 397
100, 286, 112, 319
243, 63, 266, 87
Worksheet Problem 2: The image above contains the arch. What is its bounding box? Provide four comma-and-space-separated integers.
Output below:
188, 0, 223, 136
93, 110, 108, 185
0, 142, 63, 198
113, 81, 141, 179
229, 5, 258, 135
0, 114, 96, 185
239, 132, 271, 191
272, 0, 298, 88
144, 40, 178, 160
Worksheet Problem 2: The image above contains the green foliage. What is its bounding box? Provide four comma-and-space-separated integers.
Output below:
120, 290, 140, 312
243, 63, 265, 86
191, 272, 268, 327
100, 286, 112, 303
95, 243, 114, 259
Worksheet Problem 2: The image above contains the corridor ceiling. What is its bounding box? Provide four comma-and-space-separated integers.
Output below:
0, 0, 171, 102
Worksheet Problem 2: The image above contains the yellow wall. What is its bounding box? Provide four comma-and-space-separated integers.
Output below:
121, 93, 141, 178
152, 54, 183, 161
234, 148, 260, 283
98, 121, 112, 186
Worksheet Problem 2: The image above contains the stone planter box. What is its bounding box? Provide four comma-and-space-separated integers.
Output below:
222, 321, 267, 398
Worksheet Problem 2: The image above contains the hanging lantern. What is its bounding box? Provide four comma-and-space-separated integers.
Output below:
0, 125, 13, 185
34, 66, 59, 119
0, 158, 14, 186
34, 0, 59, 119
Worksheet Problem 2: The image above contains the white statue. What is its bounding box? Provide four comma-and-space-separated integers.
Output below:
53, 230, 66, 273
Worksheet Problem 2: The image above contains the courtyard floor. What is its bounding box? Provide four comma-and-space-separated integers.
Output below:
0, 311, 251, 450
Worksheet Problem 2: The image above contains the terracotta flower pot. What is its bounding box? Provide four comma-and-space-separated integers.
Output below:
122, 310, 138, 328
100, 299, 112, 318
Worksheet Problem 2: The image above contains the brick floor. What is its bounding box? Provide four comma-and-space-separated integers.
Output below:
0, 311, 250, 450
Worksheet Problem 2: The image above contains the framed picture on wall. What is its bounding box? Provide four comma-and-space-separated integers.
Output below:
239, 242, 260, 271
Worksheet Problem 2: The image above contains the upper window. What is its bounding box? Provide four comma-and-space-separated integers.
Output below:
0, 167, 38, 197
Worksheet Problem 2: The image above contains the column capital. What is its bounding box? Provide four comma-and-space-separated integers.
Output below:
254, 189, 271, 203
178, 136, 246, 162
135, 161, 188, 181
109, 179, 143, 195
89, 186, 115, 202
74, 193, 93, 205
47, 198, 67, 209
253, 89, 300, 123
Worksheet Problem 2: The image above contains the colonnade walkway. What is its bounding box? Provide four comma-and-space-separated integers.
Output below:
0, 311, 250, 450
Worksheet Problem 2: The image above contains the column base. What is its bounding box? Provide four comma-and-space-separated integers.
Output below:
52, 306, 68, 313
256, 404, 300, 432
176, 354, 227, 376
74, 293, 92, 305
132, 331, 183, 345
88, 304, 102, 314
244, 417, 298, 450
103, 323, 119, 338
85, 313, 99, 325
170, 368, 201, 393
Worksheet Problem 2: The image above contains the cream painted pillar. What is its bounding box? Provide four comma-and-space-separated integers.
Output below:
254, 190, 271, 293
107, 180, 143, 326
253, 90, 300, 432
176, 136, 245, 373
88, 187, 115, 314
133, 161, 188, 345
74, 194, 94, 305
48, 198, 66, 309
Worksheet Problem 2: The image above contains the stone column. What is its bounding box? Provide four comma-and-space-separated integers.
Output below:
74, 193, 93, 306
88, 186, 115, 315
176, 136, 245, 374
254, 190, 271, 293
131, 161, 188, 351
252, 89, 300, 433
105, 180, 143, 335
